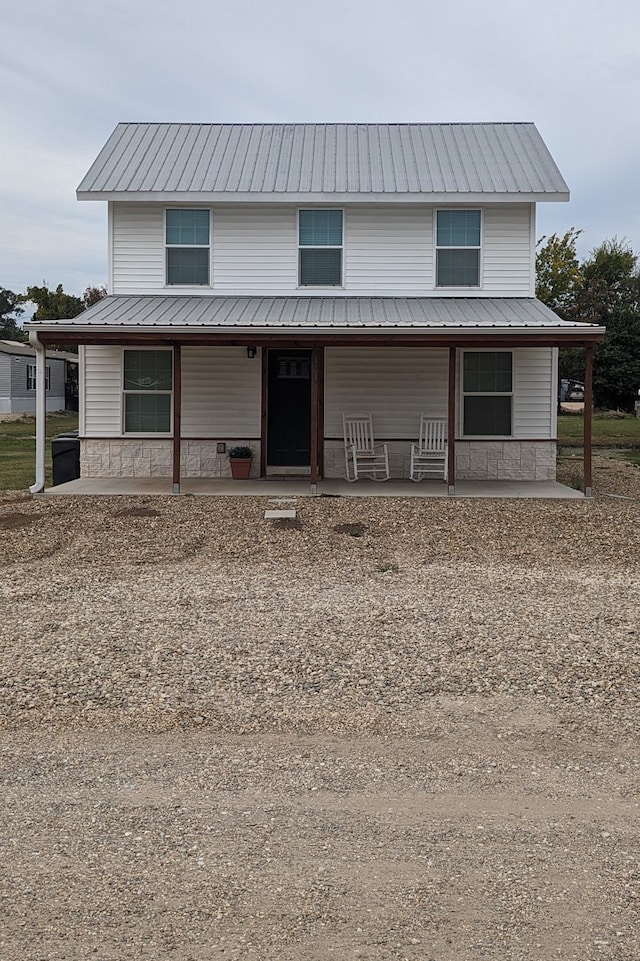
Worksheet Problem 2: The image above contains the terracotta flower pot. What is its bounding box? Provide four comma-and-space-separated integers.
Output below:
230, 458, 252, 479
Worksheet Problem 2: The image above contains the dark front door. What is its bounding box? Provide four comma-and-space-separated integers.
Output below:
267, 349, 311, 466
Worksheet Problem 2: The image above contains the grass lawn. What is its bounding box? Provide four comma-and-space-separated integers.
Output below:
558, 412, 640, 466
0, 412, 79, 491
558, 412, 640, 447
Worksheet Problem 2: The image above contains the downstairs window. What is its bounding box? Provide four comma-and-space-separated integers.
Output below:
462, 351, 513, 436
123, 350, 173, 433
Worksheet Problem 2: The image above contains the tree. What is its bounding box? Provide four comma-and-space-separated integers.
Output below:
535, 228, 583, 318
0, 287, 27, 341
25, 283, 85, 321
536, 232, 640, 410
581, 240, 640, 411
83, 285, 108, 308
536, 230, 586, 389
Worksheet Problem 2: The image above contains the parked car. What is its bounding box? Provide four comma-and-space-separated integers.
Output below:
560, 379, 584, 402
567, 382, 584, 401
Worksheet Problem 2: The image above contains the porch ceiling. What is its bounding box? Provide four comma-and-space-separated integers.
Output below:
27, 295, 605, 348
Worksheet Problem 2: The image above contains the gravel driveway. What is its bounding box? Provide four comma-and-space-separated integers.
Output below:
1, 458, 640, 960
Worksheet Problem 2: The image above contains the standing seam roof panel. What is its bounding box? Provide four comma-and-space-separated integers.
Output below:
77, 123, 569, 195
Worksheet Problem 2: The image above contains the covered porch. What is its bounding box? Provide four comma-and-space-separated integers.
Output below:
42, 475, 583, 499
25, 295, 606, 498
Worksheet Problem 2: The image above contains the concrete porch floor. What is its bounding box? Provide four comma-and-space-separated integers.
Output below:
41, 476, 584, 499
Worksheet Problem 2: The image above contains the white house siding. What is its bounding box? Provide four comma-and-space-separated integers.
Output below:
82, 346, 123, 435
213, 207, 296, 292
345, 206, 432, 293
110, 202, 533, 297
111, 203, 165, 293
513, 347, 554, 438
181, 347, 261, 436
323, 347, 448, 477
481, 205, 533, 296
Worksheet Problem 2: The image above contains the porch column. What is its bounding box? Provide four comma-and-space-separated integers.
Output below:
172, 343, 182, 494
447, 346, 456, 495
310, 347, 320, 492
28, 331, 46, 494
583, 344, 594, 497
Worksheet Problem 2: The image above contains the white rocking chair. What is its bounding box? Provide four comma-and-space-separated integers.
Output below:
410, 416, 448, 481
343, 413, 390, 482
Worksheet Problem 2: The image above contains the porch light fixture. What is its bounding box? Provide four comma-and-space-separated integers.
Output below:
246, 347, 257, 359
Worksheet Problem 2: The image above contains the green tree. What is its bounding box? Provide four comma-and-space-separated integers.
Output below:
0, 287, 27, 341
581, 240, 640, 411
536, 233, 640, 410
535, 228, 583, 318
536, 229, 586, 389
26, 283, 85, 321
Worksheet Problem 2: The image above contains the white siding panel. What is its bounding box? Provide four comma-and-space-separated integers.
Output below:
482, 205, 533, 296
346, 206, 432, 293
513, 347, 554, 437
181, 347, 261, 436
112, 203, 165, 293
213, 206, 296, 292
83, 346, 122, 435
325, 347, 448, 438
110, 201, 534, 297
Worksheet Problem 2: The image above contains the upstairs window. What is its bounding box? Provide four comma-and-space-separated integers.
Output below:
165, 209, 210, 285
298, 209, 343, 286
462, 351, 512, 436
436, 210, 481, 287
123, 349, 173, 433
27, 364, 51, 390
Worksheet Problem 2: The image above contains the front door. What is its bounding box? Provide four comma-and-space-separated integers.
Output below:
267, 349, 311, 466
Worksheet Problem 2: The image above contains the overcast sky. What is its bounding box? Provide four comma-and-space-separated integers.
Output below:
2, 0, 639, 298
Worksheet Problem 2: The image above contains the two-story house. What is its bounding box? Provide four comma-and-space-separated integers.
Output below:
26, 123, 604, 494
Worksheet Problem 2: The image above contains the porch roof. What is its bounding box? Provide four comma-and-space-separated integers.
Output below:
26, 296, 604, 345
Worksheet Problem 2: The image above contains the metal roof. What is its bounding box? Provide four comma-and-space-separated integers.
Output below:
77, 123, 569, 200
26, 296, 598, 333
0, 340, 78, 362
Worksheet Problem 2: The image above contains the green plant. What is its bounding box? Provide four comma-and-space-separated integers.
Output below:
228, 445, 254, 459
569, 471, 584, 491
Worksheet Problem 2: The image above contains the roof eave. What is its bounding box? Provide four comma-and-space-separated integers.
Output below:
26, 321, 606, 339
76, 190, 570, 204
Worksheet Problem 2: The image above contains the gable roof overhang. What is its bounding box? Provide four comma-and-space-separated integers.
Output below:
26, 296, 605, 349
77, 123, 570, 203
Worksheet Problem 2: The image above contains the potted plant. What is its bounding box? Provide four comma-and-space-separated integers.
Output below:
228, 445, 254, 479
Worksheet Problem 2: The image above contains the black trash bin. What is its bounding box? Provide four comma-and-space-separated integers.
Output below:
51, 431, 80, 486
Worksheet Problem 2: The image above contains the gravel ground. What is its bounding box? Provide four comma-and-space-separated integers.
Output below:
1, 457, 640, 960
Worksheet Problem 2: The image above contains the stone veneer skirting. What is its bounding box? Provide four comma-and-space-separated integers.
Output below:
82, 438, 556, 482
324, 439, 557, 481
81, 439, 260, 478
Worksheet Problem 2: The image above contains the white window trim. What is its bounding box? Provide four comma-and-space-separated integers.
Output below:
164, 208, 212, 288
27, 364, 50, 391
121, 347, 174, 436
435, 208, 483, 289
297, 207, 345, 289
460, 348, 513, 439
